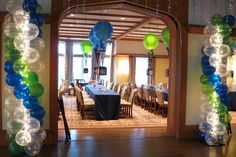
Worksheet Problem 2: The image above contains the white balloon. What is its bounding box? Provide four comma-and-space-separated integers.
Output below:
13, 9, 29, 26
15, 130, 32, 146
209, 54, 222, 66
30, 37, 45, 52
6, 0, 23, 13
205, 132, 218, 145
14, 35, 30, 51
22, 48, 40, 63
13, 107, 30, 123
4, 23, 19, 38
201, 104, 213, 113
31, 128, 46, 142
206, 112, 219, 124
212, 122, 227, 135
30, 61, 45, 73
25, 141, 41, 156
210, 33, 223, 47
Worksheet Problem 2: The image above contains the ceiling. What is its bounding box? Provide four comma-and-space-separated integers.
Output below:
59, 8, 167, 41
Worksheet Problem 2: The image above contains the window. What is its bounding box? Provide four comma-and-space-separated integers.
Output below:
58, 41, 66, 87
135, 57, 148, 86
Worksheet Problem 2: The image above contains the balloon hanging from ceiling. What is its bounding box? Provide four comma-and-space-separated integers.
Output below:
4, 0, 46, 156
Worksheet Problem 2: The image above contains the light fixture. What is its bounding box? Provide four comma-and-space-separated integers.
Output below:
120, 17, 125, 20
70, 14, 75, 17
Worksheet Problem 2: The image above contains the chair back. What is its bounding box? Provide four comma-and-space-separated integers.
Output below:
128, 88, 137, 102
108, 82, 114, 90
143, 88, 150, 101
149, 86, 157, 103
156, 90, 164, 105
116, 84, 123, 94
120, 85, 127, 99
112, 83, 119, 92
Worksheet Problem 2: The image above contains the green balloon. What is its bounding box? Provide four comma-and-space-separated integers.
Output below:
208, 93, 220, 106
4, 37, 15, 49
214, 103, 228, 115
219, 113, 231, 124
224, 36, 234, 46
217, 24, 232, 38
161, 27, 170, 47
143, 34, 159, 50
5, 48, 22, 62
6, 132, 15, 142
13, 59, 29, 74
211, 14, 224, 25
80, 41, 93, 55
29, 83, 44, 97
201, 83, 215, 95
200, 75, 209, 85
8, 141, 24, 156
22, 71, 39, 85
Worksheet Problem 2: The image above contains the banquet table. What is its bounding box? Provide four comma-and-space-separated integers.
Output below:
155, 86, 168, 101
85, 85, 120, 120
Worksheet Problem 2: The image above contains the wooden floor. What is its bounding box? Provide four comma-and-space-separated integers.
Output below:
0, 125, 236, 157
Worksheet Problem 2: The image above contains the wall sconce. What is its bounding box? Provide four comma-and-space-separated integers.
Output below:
165, 68, 169, 77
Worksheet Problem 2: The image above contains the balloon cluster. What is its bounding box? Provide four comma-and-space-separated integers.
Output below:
4, 0, 46, 156
161, 27, 170, 48
89, 21, 113, 65
80, 41, 93, 67
198, 14, 235, 145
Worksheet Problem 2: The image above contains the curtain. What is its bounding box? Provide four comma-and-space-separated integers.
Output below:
65, 41, 73, 81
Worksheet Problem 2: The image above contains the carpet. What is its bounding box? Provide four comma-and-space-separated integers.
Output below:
58, 96, 167, 129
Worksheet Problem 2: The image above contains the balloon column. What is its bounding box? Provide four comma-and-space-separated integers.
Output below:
161, 27, 170, 50
198, 14, 235, 145
89, 21, 113, 66
4, 0, 46, 156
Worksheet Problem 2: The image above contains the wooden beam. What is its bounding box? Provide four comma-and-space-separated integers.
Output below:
60, 22, 134, 28
116, 18, 154, 40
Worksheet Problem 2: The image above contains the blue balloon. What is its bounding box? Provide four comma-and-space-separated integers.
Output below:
209, 74, 221, 86
93, 21, 113, 41
201, 55, 209, 66
29, 12, 45, 27
220, 95, 231, 106
14, 84, 30, 99
202, 65, 215, 76
216, 84, 228, 96
224, 15, 235, 26
198, 132, 206, 141
30, 105, 45, 120
4, 61, 14, 73
23, 0, 38, 12
23, 96, 39, 110
89, 29, 100, 47
6, 72, 22, 87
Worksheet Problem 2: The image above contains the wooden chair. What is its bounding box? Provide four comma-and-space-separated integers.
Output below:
74, 86, 93, 112
156, 90, 168, 117
112, 83, 119, 93
149, 86, 158, 114
120, 88, 137, 118
116, 84, 123, 94
77, 89, 95, 119
143, 87, 151, 111
136, 85, 146, 108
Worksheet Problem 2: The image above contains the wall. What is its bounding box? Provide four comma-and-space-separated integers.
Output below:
186, 33, 206, 125
1, 24, 51, 129
155, 58, 169, 85
115, 56, 129, 83
115, 40, 168, 55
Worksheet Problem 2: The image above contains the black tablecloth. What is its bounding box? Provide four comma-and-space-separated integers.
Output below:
85, 85, 120, 120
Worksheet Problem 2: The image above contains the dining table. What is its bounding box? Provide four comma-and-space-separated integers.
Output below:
85, 85, 120, 120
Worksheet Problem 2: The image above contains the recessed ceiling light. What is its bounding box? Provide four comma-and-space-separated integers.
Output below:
120, 17, 125, 20
70, 14, 75, 17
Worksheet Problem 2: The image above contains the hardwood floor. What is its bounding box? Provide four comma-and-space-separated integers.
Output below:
0, 125, 236, 157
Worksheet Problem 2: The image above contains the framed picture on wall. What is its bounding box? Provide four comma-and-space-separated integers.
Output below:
83, 68, 88, 73
165, 68, 169, 77
147, 69, 154, 76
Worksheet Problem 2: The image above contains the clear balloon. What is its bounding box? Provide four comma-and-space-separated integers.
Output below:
203, 44, 217, 56
201, 104, 213, 113
4, 108, 14, 120
204, 25, 217, 36
24, 141, 41, 156
4, 95, 22, 111
199, 121, 212, 133
14, 35, 30, 51
30, 61, 45, 73
217, 134, 228, 144
206, 112, 219, 124
24, 117, 41, 133
4, 23, 19, 38
215, 64, 228, 77
209, 54, 222, 66
20, 23, 39, 40
205, 132, 218, 145
4, 13, 14, 24
13, 9, 29, 26
13, 107, 30, 123
218, 44, 230, 57
4, 85, 14, 95
6, 119, 24, 134
22, 48, 40, 63
6, 0, 24, 13
31, 128, 46, 142
200, 112, 208, 121
30, 37, 45, 52
212, 122, 227, 135
210, 33, 223, 47
15, 130, 32, 146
